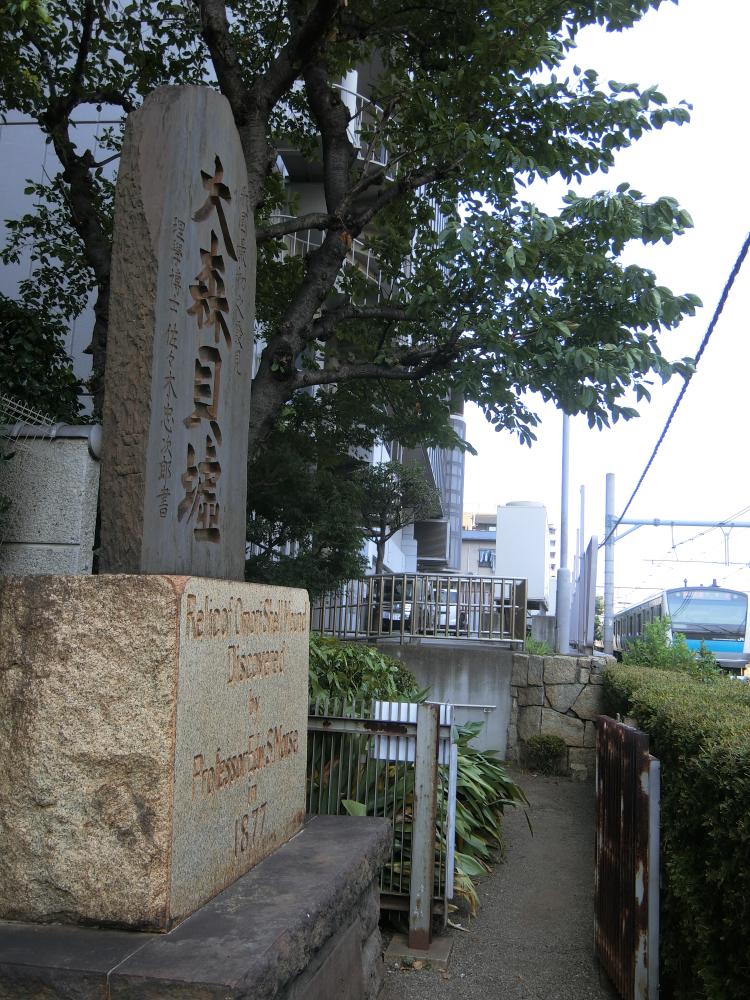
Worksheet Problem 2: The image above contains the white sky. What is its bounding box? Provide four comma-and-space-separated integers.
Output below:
463, 0, 750, 610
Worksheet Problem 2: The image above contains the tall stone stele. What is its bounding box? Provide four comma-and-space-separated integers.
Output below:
99, 86, 255, 580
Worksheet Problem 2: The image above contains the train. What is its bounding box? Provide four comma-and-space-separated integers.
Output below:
613, 583, 750, 674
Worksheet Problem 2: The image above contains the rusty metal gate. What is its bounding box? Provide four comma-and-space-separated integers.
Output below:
595, 716, 661, 1000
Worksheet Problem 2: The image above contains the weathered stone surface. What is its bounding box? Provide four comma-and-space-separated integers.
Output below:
571, 683, 606, 721
545, 683, 584, 714
511, 654, 528, 687
0, 431, 100, 575
0, 817, 391, 1000
518, 686, 544, 707
528, 655, 544, 686
576, 667, 590, 685
517, 706, 542, 741
100, 86, 255, 581
540, 708, 584, 746
0, 574, 308, 930
584, 721, 597, 748
543, 656, 578, 685
362, 927, 385, 1000
589, 670, 604, 684
569, 747, 596, 774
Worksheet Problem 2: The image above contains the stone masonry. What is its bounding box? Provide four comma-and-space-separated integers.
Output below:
506, 653, 613, 780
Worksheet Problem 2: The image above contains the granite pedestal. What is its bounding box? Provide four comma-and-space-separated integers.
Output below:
0, 574, 309, 931
0, 817, 391, 1000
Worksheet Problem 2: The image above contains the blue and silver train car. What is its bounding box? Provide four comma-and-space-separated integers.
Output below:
613, 584, 750, 674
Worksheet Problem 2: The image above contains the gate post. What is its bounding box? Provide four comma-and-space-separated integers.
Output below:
409, 702, 440, 950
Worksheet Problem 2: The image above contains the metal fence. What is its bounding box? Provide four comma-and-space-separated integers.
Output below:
595, 716, 661, 1000
311, 573, 527, 644
307, 698, 456, 948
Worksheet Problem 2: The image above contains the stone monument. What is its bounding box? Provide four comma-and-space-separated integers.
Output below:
0, 86, 389, 999
99, 86, 255, 580
0, 89, 308, 932
0, 574, 308, 931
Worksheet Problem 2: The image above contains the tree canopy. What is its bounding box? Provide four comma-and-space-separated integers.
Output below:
356, 459, 441, 574
1, 0, 699, 464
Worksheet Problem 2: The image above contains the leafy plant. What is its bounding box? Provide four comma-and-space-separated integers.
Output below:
523, 734, 567, 775
452, 722, 529, 911
524, 637, 553, 655
309, 634, 423, 704
0, 295, 84, 422
623, 617, 721, 679
307, 637, 528, 914
604, 665, 750, 999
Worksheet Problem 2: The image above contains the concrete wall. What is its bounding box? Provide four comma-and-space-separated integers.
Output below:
379, 640, 514, 756
0, 426, 100, 574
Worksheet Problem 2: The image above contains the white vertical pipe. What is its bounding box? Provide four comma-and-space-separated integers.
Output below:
604, 473, 615, 655
555, 414, 571, 653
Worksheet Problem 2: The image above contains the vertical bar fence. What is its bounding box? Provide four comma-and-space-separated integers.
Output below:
306, 697, 456, 939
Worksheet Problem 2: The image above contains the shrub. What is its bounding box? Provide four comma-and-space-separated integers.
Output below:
0, 295, 84, 422
309, 633, 422, 703
307, 635, 528, 915
523, 734, 567, 775
622, 617, 720, 679
604, 664, 750, 1000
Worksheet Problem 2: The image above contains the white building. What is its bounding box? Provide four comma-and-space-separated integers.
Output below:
495, 501, 551, 611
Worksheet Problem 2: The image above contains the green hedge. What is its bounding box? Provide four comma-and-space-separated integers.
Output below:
604, 665, 750, 999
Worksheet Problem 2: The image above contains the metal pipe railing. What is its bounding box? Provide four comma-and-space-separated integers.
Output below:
310, 573, 528, 644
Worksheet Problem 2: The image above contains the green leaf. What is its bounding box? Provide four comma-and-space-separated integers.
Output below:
341, 799, 368, 817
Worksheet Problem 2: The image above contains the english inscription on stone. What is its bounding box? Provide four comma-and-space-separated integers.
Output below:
99, 86, 255, 580
0, 575, 308, 931
170, 581, 309, 921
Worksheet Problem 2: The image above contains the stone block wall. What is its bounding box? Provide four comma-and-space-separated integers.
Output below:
0, 426, 100, 574
506, 653, 613, 780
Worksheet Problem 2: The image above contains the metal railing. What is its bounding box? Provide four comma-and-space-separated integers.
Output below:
595, 716, 661, 1000
332, 84, 395, 175
269, 212, 396, 297
311, 573, 527, 645
307, 697, 456, 947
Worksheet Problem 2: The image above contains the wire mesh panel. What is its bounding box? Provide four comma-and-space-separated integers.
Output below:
307, 698, 456, 912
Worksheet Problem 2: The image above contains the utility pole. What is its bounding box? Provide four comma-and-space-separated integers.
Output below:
555, 413, 572, 653
604, 474, 615, 656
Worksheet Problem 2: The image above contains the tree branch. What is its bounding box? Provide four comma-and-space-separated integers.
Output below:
256, 212, 336, 241
308, 303, 411, 342
194, 0, 248, 120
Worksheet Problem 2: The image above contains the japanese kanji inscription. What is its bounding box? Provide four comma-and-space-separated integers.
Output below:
100, 86, 256, 579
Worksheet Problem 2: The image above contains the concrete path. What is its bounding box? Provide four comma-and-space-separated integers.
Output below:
381, 768, 616, 1000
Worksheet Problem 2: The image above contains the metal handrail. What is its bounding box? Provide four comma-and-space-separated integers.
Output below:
311, 572, 528, 645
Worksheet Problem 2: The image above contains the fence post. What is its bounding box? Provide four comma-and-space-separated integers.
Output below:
409, 702, 440, 950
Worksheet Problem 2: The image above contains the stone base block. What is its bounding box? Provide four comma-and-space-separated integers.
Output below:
0, 816, 391, 999
0, 574, 309, 931
384, 932, 454, 971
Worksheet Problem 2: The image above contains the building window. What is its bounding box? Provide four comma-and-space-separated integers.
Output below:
478, 548, 494, 568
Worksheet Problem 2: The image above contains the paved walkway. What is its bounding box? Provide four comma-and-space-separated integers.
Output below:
381, 768, 615, 1000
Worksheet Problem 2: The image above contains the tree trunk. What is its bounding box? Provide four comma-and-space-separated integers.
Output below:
375, 539, 385, 575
